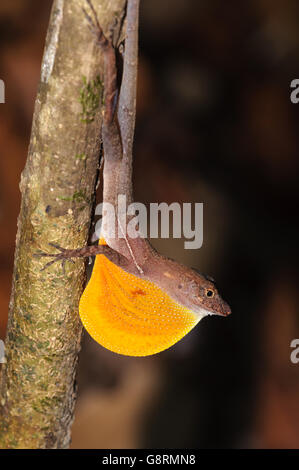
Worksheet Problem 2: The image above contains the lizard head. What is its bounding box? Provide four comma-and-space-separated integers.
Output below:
189, 270, 231, 317
161, 265, 231, 318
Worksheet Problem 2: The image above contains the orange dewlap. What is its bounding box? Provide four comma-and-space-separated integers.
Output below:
79, 239, 200, 357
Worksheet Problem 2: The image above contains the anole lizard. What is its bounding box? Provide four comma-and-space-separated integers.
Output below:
38, 0, 231, 357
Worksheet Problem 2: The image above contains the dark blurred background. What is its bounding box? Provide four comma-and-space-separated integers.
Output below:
0, 0, 299, 449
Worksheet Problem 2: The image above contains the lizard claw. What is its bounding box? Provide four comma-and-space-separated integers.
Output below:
48, 242, 66, 253
35, 243, 75, 272
40, 256, 64, 272
82, 0, 108, 46
83, 0, 100, 35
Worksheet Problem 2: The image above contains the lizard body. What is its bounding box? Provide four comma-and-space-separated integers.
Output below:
39, 0, 231, 357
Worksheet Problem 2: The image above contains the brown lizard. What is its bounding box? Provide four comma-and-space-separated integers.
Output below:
37, 0, 231, 356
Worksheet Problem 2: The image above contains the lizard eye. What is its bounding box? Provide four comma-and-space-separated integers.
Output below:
206, 289, 214, 298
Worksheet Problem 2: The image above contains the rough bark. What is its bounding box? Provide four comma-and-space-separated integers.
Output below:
0, 0, 126, 449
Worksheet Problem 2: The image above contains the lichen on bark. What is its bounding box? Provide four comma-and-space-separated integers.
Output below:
0, 0, 126, 449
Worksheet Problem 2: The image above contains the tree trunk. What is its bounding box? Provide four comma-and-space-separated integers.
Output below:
0, 0, 126, 449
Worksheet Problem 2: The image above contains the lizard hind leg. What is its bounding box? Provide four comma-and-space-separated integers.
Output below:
83, 0, 118, 126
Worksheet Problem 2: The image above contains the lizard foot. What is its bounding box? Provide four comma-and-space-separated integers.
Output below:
82, 0, 105, 43
34, 243, 76, 272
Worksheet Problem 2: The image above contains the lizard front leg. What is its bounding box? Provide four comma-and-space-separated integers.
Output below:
35, 243, 128, 272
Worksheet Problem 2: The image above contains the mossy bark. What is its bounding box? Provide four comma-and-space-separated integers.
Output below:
0, 0, 126, 449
